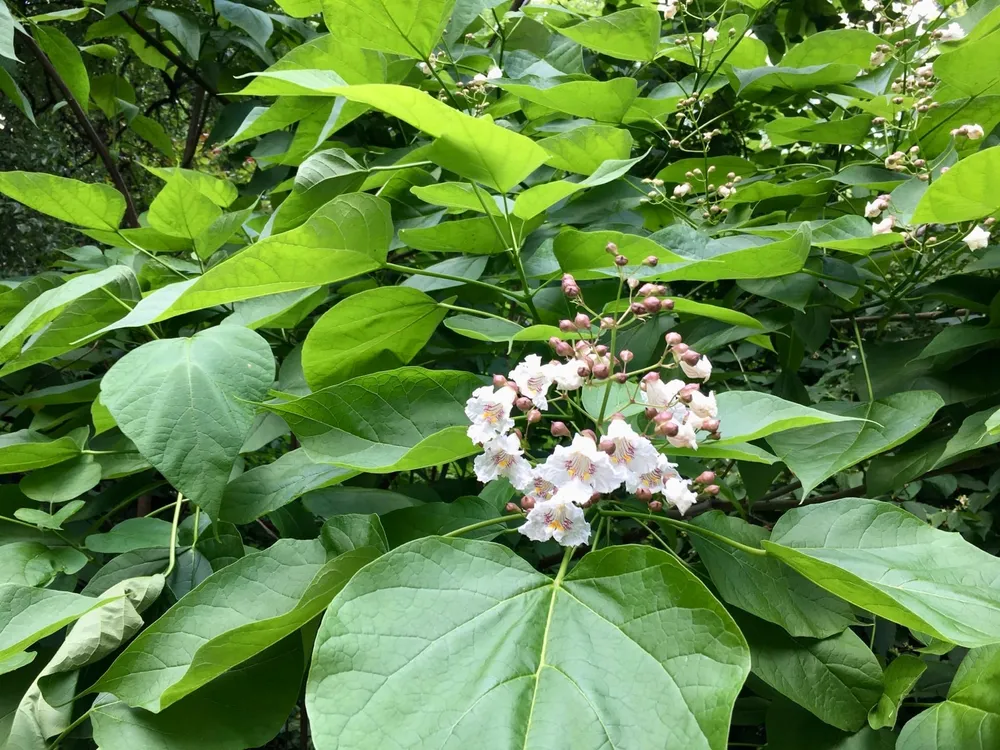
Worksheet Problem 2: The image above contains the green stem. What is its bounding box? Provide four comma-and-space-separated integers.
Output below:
368, 160, 434, 172
383, 261, 528, 306
424, 57, 463, 110
50, 704, 98, 748
442, 513, 523, 538
438, 302, 515, 324
853, 317, 874, 402
163, 492, 184, 577
597, 271, 625, 424
600, 510, 768, 556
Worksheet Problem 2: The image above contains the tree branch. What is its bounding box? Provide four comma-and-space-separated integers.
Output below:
119, 12, 229, 103
181, 86, 205, 167
24, 33, 140, 228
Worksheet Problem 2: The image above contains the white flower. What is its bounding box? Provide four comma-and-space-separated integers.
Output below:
538, 433, 621, 493
605, 418, 660, 480
509, 354, 553, 409
963, 225, 991, 250
872, 216, 896, 235
518, 481, 591, 546
870, 50, 887, 67
673, 182, 692, 198
939, 22, 964, 41
524, 471, 558, 503
666, 420, 699, 450
965, 124, 985, 140
704, 27, 719, 43
906, 0, 939, 24
688, 390, 718, 419
657, 0, 678, 19
916, 63, 934, 77
465, 385, 517, 445
473, 73, 487, 83
861, 0, 878, 10
546, 360, 587, 391
417, 62, 431, 75
864, 200, 883, 218
717, 185, 732, 198
486, 65, 503, 80
679, 354, 712, 381
625, 454, 678, 494
642, 378, 686, 408
474, 434, 533, 488
663, 476, 697, 515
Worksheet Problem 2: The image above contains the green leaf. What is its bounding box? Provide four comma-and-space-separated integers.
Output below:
320, 513, 388, 556
497, 76, 638, 123
911, 146, 1000, 224
731, 64, 861, 100
302, 287, 446, 390
0, 542, 87, 587
148, 175, 223, 239
671, 298, 766, 330
216, 0, 272, 47
224, 287, 326, 330
764, 498, 1000, 647
268, 367, 482, 472
554, 8, 661, 62
689, 513, 857, 639
91, 636, 304, 750
410, 182, 506, 215
538, 125, 634, 175
399, 215, 525, 254
129, 114, 175, 158
712, 391, 860, 447
195, 206, 255, 260
763, 115, 873, 147
100, 327, 275, 517
143, 166, 238, 208
512, 152, 647, 220
379, 495, 511, 546
323, 0, 456, 58
34, 26, 89, 110
868, 654, 926, 730
307, 540, 749, 749
85, 518, 174, 554
766, 391, 944, 497
656, 156, 757, 187
897, 645, 1000, 749
782, 29, 882, 68
734, 610, 883, 731
19, 454, 102, 502
766, 698, 895, 750
145, 7, 201, 59
0, 430, 82, 474
0, 172, 125, 230
15, 498, 85, 530
0, 585, 118, 662
94, 539, 379, 711
1, 0, 19, 62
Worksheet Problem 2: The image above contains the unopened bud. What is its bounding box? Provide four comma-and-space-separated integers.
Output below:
559, 319, 575, 332
555, 341, 575, 357
614, 372, 628, 383
549, 336, 562, 350
561, 273, 576, 285
601, 316, 616, 329
594, 344, 609, 356
614, 254, 629, 267
638, 283, 657, 296
527, 409, 541, 424
665, 331, 683, 345
619, 349, 634, 363
593, 363, 610, 379
696, 471, 716, 484
656, 421, 680, 437
644, 255, 659, 266
605, 242, 619, 254
661, 298, 674, 310
493, 374, 508, 388
505, 502, 521, 513
630, 302, 647, 315
577, 364, 590, 377
702, 418, 720, 432
636, 488, 653, 502
581, 429, 597, 442
515, 396, 532, 411
642, 372, 660, 383
643, 297, 661, 313
521, 496, 535, 510
682, 350, 702, 365
648, 499, 664, 512
564, 284, 581, 298
598, 438, 615, 454
674, 342, 690, 354
574, 313, 591, 329
645, 406, 659, 419
513, 428, 522, 440
704, 484, 720, 495
551, 421, 570, 437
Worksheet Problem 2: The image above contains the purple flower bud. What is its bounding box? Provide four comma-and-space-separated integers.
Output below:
555, 341, 575, 357
605, 242, 619, 254
674, 342, 690, 355
492, 374, 508, 388
682, 350, 702, 366
644, 255, 659, 266
577, 364, 590, 377
520, 496, 535, 510
595, 344, 609, 356
559, 319, 575, 332
643, 297, 661, 313
644, 406, 659, 419
636, 488, 653, 502
598, 438, 615, 454
614, 372, 628, 383
527, 409, 542, 424
505, 502, 521, 513
551, 421, 570, 437
564, 284, 581, 298
642, 372, 660, 383
574, 313, 591, 329
581, 429, 598, 442
515, 396, 533, 412
619, 349, 633, 362
548, 336, 562, 350
648, 499, 663, 512
614, 254, 629, 267
593, 363, 610, 379
705, 484, 720, 495
600, 316, 616, 329
638, 283, 657, 296
702, 418, 720, 433
665, 331, 683, 345
661, 298, 674, 310
696, 471, 716, 484
630, 302, 647, 315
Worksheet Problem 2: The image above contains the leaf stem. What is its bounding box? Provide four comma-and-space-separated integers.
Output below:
852, 316, 874, 402
383, 261, 528, 305
442, 513, 523, 538
600, 510, 768, 556
438, 302, 515, 324
163, 492, 184, 577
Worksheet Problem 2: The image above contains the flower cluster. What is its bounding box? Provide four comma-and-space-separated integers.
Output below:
464, 273, 721, 549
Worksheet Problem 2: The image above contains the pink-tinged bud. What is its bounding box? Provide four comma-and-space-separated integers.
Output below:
614, 254, 629, 267
643, 297, 661, 313
564, 284, 581, 298
555, 341, 575, 357
548, 336, 562, 350
527, 409, 542, 424
656, 421, 680, 437
614, 372, 628, 383
665, 331, 683, 346
644, 255, 659, 267
644, 406, 659, 419
696, 471, 716, 485
648, 499, 664, 512
702, 418, 720, 433
619, 349, 634, 363
593, 363, 610, 379
662, 298, 674, 310
513, 428, 523, 440
589, 491, 602, 505
705, 484, 720, 495
559, 319, 575, 332
574, 313, 591, 329
600, 316, 616, 329
678, 389, 693, 403
609, 412, 625, 421
598, 438, 615, 454
562, 273, 576, 285
682, 350, 702, 366
595, 344, 609, 356
492, 374, 508, 388
515, 396, 532, 412
636, 488, 653, 502
674, 342, 689, 354
577, 364, 590, 377
638, 283, 657, 296
653, 410, 673, 424
581, 429, 598, 442
551, 421, 571, 437
505, 502, 521, 513
521, 496, 535, 510
709, 430, 721, 441
605, 241, 619, 254
642, 371, 660, 383
630, 302, 647, 315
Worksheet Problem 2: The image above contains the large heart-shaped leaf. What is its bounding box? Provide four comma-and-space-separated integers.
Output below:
0, 585, 119, 662
100, 327, 275, 517
267, 367, 482, 472
764, 498, 1000, 647
0, 171, 125, 230
554, 8, 661, 62
323, 0, 456, 58
307, 539, 750, 749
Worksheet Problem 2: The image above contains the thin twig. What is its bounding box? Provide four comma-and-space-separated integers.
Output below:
181, 86, 205, 167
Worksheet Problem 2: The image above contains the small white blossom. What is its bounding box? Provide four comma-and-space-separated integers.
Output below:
916, 63, 934, 77
870, 50, 887, 67
667, 420, 699, 450
965, 123, 985, 140
474, 434, 533, 489
864, 200, 884, 218
673, 182, 692, 198
642, 378, 686, 408
963, 225, 991, 250
417, 61, 431, 75
688, 390, 718, 419
939, 22, 964, 41
509, 354, 554, 409
679, 354, 712, 381
605, 418, 660, 480
906, 0, 939, 23
657, 0, 678, 19
486, 65, 503, 80
663, 476, 698, 515
465, 385, 516, 445
524, 471, 558, 504
546, 360, 587, 391
717, 185, 732, 198
518, 481, 592, 546
704, 27, 719, 43
472, 73, 487, 83
538, 433, 621, 493
872, 216, 896, 235
625, 454, 678, 494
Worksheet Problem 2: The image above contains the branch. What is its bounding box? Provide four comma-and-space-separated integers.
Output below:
119, 12, 230, 103
830, 309, 968, 325
24, 33, 140, 228
181, 86, 205, 167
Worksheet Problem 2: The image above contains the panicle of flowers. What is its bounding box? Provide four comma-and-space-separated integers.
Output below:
464, 264, 721, 548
